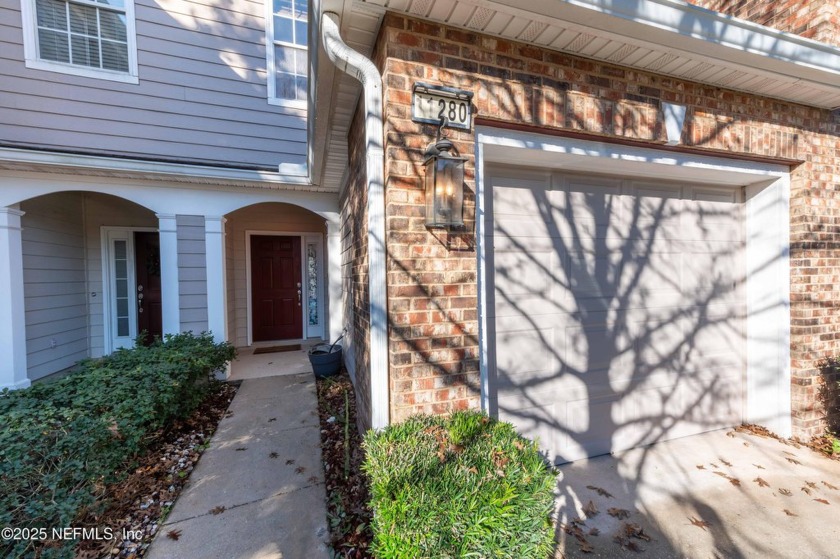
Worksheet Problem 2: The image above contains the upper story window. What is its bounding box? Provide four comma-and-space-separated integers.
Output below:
21, 0, 139, 83
267, 0, 308, 107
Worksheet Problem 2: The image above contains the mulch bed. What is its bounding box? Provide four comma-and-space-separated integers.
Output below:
73, 380, 238, 558
315, 370, 373, 558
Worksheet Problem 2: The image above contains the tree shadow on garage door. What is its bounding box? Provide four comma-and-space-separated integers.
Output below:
483, 170, 786, 557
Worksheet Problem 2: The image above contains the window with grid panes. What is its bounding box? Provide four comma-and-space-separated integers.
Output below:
32, 0, 131, 73
269, 0, 308, 104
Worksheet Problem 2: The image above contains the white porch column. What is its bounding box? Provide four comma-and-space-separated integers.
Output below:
0, 207, 30, 390
204, 216, 228, 344
326, 217, 343, 342
157, 213, 181, 335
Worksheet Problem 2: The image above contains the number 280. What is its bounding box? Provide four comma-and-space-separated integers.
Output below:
435, 99, 468, 123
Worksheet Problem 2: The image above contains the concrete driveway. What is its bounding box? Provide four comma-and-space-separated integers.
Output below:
554, 428, 840, 558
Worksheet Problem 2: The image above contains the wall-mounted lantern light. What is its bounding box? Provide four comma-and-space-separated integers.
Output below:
424, 124, 466, 229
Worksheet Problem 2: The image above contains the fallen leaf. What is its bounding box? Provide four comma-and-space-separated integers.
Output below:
583, 500, 599, 518
801, 486, 812, 496
268, 417, 277, 422
783, 509, 797, 517
295, 466, 306, 474
166, 529, 182, 541
572, 517, 586, 526
720, 459, 733, 467
608, 507, 631, 520
754, 477, 770, 488
726, 431, 736, 438
754, 464, 766, 470
269, 452, 279, 459
579, 540, 594, 553
814, 498, 830, 505
235, 447, 247, 452
589, 527, 600, 536
822, 481, 839, 490
622, 522, 651, 542
285, 459, 295, 465
307, 475, 319, 484
696, 464, 706, 470
786, 457, 802, 465
713, 471, 729, 479
689, 516, 711, 530
209, 505, 225, 515
779, 488, 793, 496
743, 442, 751, 447
710, 463, 719, 469
729, 478, 741, 487
586, 485, 614, 498
806, 481, 818, 489
783, 451, 796, 456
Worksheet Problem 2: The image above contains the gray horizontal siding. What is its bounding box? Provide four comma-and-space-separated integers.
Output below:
0, 0, 306, 169
177, 215, 208, 334
21, 193, 89, 381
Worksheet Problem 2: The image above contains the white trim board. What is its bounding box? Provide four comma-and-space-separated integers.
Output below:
244, 230, 326, 346
475, 127, 792, 438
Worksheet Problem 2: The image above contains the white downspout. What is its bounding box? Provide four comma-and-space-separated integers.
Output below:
321, 11, 389, 430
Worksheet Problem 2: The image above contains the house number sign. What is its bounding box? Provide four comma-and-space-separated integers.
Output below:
412, 83, 473, 130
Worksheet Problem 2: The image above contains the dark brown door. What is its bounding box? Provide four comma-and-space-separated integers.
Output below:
251, 235, 302, 341
134, 232, 163, 345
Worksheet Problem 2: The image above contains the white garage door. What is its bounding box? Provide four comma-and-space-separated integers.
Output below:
487, 168, 746, 463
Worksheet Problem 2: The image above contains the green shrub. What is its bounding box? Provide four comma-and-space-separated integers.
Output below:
0, 332, 235, 559
363, 410, 556, 559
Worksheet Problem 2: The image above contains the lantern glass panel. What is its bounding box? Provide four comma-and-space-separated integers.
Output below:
424, 154, 465, 228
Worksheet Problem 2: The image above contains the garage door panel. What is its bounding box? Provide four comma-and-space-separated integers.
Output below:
492, 247, 565, 318
494, 326, 559, 378
564, 323, 627, 373
489, 170, 745, 463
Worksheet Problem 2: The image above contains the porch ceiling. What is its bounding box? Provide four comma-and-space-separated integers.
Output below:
316, 0, 840, 190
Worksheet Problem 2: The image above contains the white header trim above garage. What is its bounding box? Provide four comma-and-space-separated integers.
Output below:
479, 129, 789, 187
475, 127, 792, 440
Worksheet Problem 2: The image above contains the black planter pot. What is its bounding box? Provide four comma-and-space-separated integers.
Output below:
309, 344, 342, 378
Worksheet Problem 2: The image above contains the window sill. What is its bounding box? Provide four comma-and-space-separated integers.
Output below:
268, 97, 307, 109
25, 58, 139, 84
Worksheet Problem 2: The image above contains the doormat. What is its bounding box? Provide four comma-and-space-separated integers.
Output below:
253, 344, 301, 355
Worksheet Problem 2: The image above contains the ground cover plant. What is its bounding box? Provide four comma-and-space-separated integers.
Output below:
0, 332, 235, 559
363, 410, 557, 559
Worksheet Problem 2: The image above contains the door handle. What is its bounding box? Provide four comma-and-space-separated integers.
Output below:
297, 282, 302, 306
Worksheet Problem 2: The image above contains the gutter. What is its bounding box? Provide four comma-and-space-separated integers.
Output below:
320, 11, 389, 430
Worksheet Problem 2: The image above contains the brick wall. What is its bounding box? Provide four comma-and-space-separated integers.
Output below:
353, 13, 840, 437
341, 105, 373, 431
686, 0, 840, 47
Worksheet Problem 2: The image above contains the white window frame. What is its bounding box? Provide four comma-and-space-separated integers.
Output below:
265, 0, 308, 108
20, 0, 139, 84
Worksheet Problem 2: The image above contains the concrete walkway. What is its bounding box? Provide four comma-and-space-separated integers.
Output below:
146, 374, 330, 559
554, 428, 840, 558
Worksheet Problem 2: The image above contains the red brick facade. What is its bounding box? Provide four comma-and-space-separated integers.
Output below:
341, 105, 374, 430
686, 0, 840, 47
344, 12, 840, 437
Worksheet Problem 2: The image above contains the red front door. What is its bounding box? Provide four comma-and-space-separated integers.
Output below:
134, 232, 163, 345
251, 235, 302, 341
